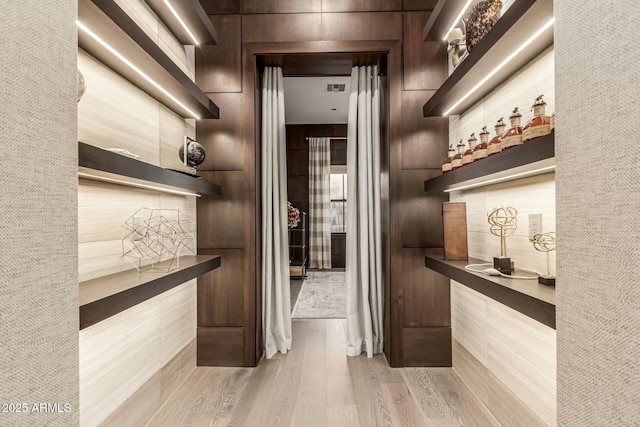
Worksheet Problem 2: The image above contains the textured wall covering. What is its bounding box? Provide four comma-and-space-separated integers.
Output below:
0, 1, 79, 426
555, 1, 640, 425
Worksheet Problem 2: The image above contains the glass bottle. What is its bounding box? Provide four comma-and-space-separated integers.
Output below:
462, 133, 476, 166
487, 118, 506, 156
441, 144, 456, 174
451, 139, 465, 170
474, 126, 489, 161
523, 95, 551, 142
550, 111, 555, 133
501, 107, 523, 150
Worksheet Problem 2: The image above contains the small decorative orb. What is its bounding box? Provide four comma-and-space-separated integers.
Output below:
532, 232, 556, 252
77, 68, 86, 102
487, 206, 518, 237
178, 139, 206, 171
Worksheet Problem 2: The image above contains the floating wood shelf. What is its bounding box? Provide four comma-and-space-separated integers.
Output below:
422, 0, 467, 42
423, 0, 553, 117
80, 255, 221, 329
78, 142, 221, 197
425, 255, 555, 329
144, 0, 218, 45
78, 0, 219, 119
424, 134, 554, 192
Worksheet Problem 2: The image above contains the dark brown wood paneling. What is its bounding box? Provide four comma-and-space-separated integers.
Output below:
400, 91, 448, 170
199, 0, 240, 14
242, 14, 323, 43
403, 327, 452, 366
331, 233, 346, 268
197, 327, 244, 366
321, 12, 403, 41
197, 171, 244, 248
321, 0, 402, 12
403, 0, 438, 11
331, 139, 347, 165
196, 15, 242, 92
263, 53, 385, 76
197, 249, 244, 326
401, 248, 450, 327
197, 93, 245, 171
403, 11, 447, 90
287, 148, 308, 176
242, 0, 321, 14
400, 169, 447, 248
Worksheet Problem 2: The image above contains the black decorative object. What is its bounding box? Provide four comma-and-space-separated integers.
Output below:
178, 136, 206, 175
465, 0, 502, 53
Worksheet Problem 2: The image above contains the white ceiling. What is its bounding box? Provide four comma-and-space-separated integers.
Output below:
283, 76, 351, 124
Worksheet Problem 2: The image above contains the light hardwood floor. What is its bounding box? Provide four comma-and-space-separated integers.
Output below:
147, 319, 498, 427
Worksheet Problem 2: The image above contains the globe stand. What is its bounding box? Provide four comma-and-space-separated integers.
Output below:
488, 207, 518, 275
179, 136, 205, 177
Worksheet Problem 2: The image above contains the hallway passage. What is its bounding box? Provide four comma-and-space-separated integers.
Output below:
148, 319, 498, 426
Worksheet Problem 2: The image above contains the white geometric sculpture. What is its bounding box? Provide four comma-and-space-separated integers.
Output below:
122, 208, 195, 272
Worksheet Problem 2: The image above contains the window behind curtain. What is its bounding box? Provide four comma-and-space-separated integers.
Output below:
330, 171, 347, 233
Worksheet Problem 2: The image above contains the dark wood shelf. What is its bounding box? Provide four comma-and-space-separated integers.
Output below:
144, 0, 218, 45
424, 134, 554, 192
80, 255, 221, 329
423, 0, 553, 117
78, 0, 219, 119
78, 142, 221, 197
425, 255, 555, 329
422, 0, 467, 42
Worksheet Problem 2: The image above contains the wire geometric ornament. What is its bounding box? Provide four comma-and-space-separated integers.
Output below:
532, 231, 556, 277
487, 206, 518, 258
122, 208, 195, 272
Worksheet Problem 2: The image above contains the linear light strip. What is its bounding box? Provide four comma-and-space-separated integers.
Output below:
78, 172, 201, 197
443, 17, 556, 116
77, 20, 201, 119
444, 165, 555, 192
163, 0, 200, 45
443, 0, 473, 42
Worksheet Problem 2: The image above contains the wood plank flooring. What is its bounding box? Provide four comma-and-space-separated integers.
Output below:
147, 319, 498, 427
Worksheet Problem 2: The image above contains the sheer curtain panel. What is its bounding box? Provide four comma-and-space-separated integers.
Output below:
345, 65, 384, 357
261, 67, 291, 358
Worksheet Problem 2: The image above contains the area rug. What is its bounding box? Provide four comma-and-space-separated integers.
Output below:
292, 271, 346, 319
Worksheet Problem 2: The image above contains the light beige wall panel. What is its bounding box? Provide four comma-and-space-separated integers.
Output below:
160, 279, 197, 364
114, 0, 160, 43
80, 297, 162, 427
450, 173, 556, 274
78, 50, 161, 164
487, 371, 547, 427
157, 25, 194, 78
79, 240, 139, 281
452, 339, 488, 406
487, 302, 556, 426
450, 281, 488, 365
450, 48, 555, 148
159, 107, 196, 173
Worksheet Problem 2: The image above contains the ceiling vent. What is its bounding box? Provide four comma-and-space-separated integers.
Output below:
326, 83, 346, 93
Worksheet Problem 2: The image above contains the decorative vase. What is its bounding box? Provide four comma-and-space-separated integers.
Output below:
77, 68, 86, 102
465, 0, 502, 53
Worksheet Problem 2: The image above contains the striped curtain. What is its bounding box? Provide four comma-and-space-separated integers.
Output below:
309, 137, 332, 269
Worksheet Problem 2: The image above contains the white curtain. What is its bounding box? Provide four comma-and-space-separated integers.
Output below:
309, 137, 332, 269
261, 67, 291, 359
345, 65, 384, 357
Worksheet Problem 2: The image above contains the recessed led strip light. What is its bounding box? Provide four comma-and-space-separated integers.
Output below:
444, 165, 555, 192
78, 172, 201, 197
76, 20, 201, 119
443, 17, 556, 116
163, 0, 200, 45
443, 0, 473, 42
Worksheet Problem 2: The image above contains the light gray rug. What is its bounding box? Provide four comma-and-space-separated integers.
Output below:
292, 271, 346, 319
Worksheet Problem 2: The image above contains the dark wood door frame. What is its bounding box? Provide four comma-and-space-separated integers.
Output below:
242, 40, 401, 366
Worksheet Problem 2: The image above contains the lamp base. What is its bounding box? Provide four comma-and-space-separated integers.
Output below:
493, 257, 514, 275
538, 276, 556, 286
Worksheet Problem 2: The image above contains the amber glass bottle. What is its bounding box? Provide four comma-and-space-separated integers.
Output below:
441, 144, 456, 173
550, 111, 555, 133
474, 126, 489, 161
462, 133, 477, 166
501, 107, 523, 150
487, 118, 506, 156
523, 95, 551, 142
451, 140, 465, 170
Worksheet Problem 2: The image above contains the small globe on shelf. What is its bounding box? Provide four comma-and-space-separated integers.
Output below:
178, 137, 206, 175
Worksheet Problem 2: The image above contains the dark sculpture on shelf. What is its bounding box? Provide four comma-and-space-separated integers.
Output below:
178, 136, 206, 175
